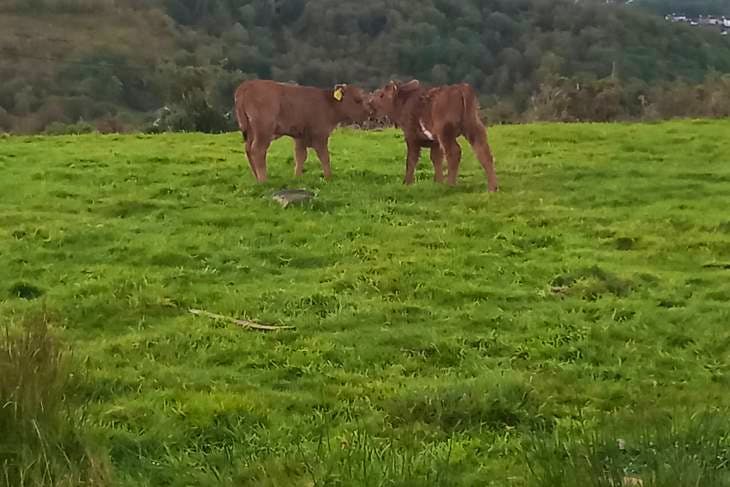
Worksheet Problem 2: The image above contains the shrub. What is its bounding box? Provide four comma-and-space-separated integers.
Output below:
44, 120, 95, 135
0, 106, 11, 132
95, 116, 126, 134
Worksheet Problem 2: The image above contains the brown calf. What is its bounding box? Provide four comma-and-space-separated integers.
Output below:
234, 79, 372, 182
370, 80, 498, 192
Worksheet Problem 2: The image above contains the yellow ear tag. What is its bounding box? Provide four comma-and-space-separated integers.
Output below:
333, 88, 343, 101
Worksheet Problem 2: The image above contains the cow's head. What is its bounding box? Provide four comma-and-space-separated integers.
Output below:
331, 84, 372, 123
370, 80, 420, 118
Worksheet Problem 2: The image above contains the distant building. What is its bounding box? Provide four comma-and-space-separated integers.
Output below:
666, 13, 730, 34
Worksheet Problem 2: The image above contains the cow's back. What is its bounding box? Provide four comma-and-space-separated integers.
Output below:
236, 80, 331, 138
428, 85, 472, 127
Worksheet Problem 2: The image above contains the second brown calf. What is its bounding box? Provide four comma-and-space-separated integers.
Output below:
370, 80, 498, 192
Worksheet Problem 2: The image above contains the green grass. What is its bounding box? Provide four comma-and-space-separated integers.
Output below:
1, 120, 730, 486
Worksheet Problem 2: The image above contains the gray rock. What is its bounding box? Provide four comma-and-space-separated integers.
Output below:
272, 189, 315, 208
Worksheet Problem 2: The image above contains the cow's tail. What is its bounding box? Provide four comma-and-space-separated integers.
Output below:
234, 86, 249, 139
460, 84, 485, 139
460, 84, 499, 192
234, 84, 260, 180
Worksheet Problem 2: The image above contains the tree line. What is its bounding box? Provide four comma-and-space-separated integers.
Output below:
1, 0, 729, 133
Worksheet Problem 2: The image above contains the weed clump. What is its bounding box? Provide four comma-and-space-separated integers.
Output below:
551, 266, 634, 300
8, 282, 44, 300
526, 413, 730, 487
0, 314, 109, 486
384, 373, 544, 434
615, 237, 638, 251
241, 429, 458, 486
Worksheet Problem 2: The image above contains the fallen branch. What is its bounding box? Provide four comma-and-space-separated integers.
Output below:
189, 309, 296, 331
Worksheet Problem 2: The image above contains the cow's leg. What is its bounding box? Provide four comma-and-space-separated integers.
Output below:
312, 138, 332, 180
466, 125, 499, 192
244, 135, 258, 180
443, 138, 462, 186
403, 140, 421, 185
294, 138, 308, 177
250, 136, 272, 183
429, 144, 445, 183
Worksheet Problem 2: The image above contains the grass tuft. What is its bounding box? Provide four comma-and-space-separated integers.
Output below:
384, 373, 543, 434
242, 429, 458, 487
0, 313, 109, 487
525, 413, 730, 487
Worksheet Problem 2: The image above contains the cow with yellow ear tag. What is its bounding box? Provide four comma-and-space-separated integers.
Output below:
233, 80, 373, 182
329, 84, 371, 125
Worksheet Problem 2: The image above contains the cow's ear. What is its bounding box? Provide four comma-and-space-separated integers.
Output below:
399, 80, 420, 93
333, 84, 346, 102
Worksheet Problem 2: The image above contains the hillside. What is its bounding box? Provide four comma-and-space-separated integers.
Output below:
0, 1, 180, 132
2, 121, 730, 484
1, 0, 730, 133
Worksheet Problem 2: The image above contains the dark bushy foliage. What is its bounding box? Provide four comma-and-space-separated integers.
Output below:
1, 0, 730, 132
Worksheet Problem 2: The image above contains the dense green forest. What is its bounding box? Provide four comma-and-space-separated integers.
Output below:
1, 0, 729, 133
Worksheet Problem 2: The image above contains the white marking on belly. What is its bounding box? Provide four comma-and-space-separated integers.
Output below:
419, 120, 434, 141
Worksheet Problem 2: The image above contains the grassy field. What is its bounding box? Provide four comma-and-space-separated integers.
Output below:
1, 120, 730, 486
